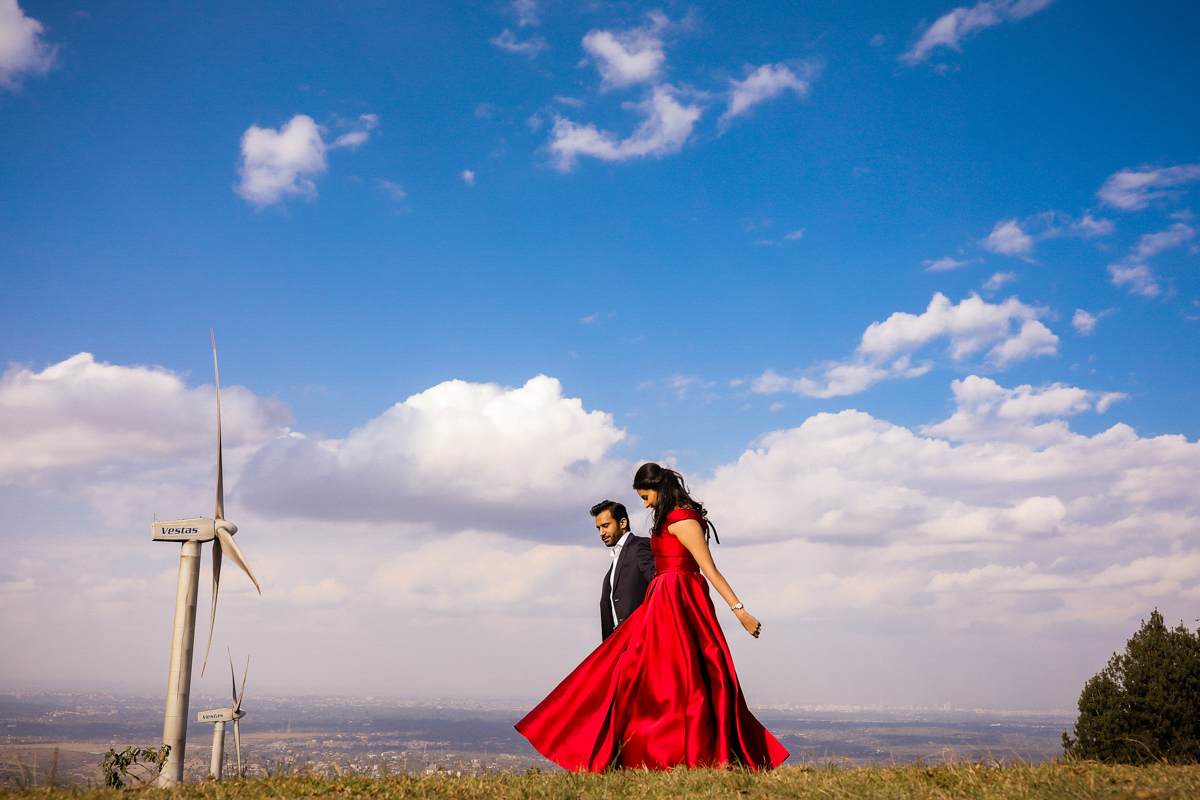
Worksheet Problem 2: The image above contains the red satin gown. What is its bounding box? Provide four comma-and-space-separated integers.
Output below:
515, 508, 789, 771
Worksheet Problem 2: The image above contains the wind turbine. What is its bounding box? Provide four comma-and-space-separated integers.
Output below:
153, 333, 261, 787
197, 650, 249, 781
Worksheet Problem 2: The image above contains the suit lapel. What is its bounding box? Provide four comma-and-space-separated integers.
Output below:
610, 543, 623, 595
612, 536, 635, 595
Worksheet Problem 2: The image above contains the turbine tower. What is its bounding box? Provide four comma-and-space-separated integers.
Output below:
153, 333, 261, 787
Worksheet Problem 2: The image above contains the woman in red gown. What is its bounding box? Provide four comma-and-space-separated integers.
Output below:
516, 463, 789, 772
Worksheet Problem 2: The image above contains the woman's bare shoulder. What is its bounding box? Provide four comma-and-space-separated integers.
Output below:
665, 507, 703, 523
665, 515, 705, 537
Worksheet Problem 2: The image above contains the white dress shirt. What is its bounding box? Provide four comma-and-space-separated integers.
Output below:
608, 530, 632, 626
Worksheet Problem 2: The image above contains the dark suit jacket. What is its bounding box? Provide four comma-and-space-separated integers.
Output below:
600, 535, 656, 640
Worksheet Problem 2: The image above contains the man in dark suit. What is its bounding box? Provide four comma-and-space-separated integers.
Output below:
592, 499, 655, 641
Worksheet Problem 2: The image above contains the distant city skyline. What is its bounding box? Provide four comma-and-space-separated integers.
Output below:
1, 0, 1199, 712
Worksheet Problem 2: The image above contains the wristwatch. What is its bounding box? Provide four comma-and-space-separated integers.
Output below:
730, 603, 744, 611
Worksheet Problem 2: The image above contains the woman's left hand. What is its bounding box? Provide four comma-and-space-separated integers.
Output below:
735, 608, 762, 639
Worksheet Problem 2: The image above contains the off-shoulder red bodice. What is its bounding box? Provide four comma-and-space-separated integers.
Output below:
651, 508, 703, 574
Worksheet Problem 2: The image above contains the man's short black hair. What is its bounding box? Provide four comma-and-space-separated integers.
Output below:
590, 499, 630, 530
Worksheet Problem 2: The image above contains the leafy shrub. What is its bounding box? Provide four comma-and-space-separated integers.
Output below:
100, 744, 170, 788
1063, 609, 1200, 763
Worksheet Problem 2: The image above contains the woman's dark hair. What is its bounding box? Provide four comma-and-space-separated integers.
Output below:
632, 462, 719, 543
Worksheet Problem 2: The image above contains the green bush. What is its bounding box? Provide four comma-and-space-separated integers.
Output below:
1063, 609, 1200, 763
100, 744, 170, 788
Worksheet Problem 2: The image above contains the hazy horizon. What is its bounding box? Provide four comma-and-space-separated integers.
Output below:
0, 691, 1079, 720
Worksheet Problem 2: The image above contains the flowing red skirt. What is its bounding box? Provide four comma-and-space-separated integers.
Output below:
515, 565, 789, 772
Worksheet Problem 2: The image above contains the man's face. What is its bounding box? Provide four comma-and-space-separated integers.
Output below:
595, 509, 628, 547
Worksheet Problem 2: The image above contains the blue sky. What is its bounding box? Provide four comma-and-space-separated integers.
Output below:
2, 0, 1199, 711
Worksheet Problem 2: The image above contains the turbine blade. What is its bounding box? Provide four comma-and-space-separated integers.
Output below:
215, 524, 261, 594
212, 330, 224, 522
200, 538, 223, 676
228, 647, 238, 706
236, 655, 249, 713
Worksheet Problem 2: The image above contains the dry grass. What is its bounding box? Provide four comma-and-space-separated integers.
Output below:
4, 760, 1200, 800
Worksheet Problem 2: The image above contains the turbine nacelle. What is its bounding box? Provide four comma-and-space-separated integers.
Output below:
197, 707, 246, 723
152, 518, 217, 543
152, 519, 240, 543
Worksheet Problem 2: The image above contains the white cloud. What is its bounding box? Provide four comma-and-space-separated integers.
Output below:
752, 293, 1057, 398
753, 361, 919, 399
460, 169, 475, 186
1098, 164, 1200, 211
330, 113, 378, 150
6, 356, 1200, 709
924, 256, 970, 271
236, 115, 328, 207
859, 293, 1052, 363
1071, 308, 1112, 336
1132, 221, 1196, 261
700, 379, 1197, 638
371, 532, 593, 616
547, 85, 701, 171
1070, 213, 1115, 237
667, 373, 715, 400
491, 29, 548, 57
899, 0, 1056, 65
693, 380, 1187, 681
987, 320, 1058, 367
1107, 222, 1196, 297
240, 375, 628, 535
0, 354, 289, 483
870, 34, 887, 47
983, 271, 1016, 290
331, 131, 368, 149
511, 0, 539, 27
784, 229, 805, 241
921, 375, 1126, 445
581, 15, 667, 89
981, 211, 1111, 248
983, 218, 1034, 258
377, 179, 406, 200
548, 14, 705, 171
0, 353, 292, 527
0, 0, 56, 91
235, 114, 375, 207
1108, 263, 1161, 297
718, 63, 811, 129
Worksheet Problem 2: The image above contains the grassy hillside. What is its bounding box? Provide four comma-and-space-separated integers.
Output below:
4, 762, 1199, 799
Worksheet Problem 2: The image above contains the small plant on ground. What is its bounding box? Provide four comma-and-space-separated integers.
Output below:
100, 744, 171, 788
1063, 609, 1200, 763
